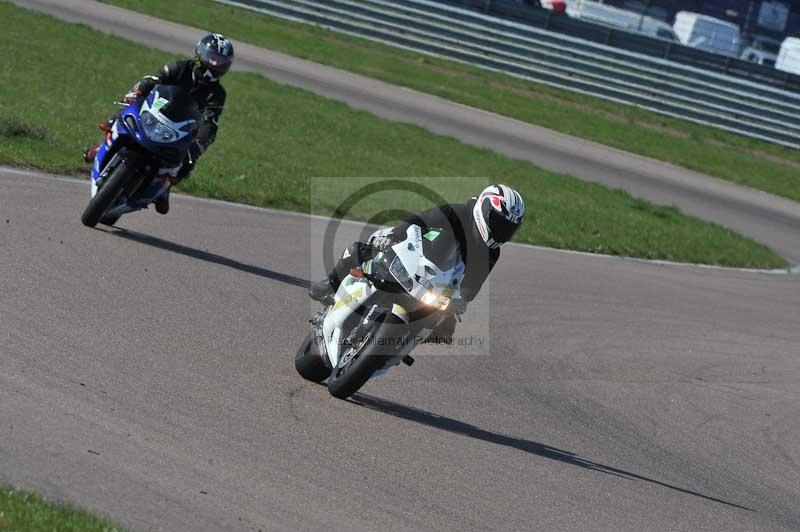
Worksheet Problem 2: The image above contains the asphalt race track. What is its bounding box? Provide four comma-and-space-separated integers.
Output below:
10, 0, 800, 265
1, 169, 799, 531
3, 1, 800, 530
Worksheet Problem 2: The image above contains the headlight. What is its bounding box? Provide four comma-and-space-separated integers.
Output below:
141, 111, 178, 143
389, 257, 413, 292
421, 291, 452, 310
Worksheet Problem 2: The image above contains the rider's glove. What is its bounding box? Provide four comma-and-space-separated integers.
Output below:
453, 299, 467, 317
369, 234, 395, 251
123, 88, 143, 104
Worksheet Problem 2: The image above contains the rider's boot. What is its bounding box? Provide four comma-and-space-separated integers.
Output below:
154, 192, 170, 215
154, 163, 182, 215
308, 278, 335, 304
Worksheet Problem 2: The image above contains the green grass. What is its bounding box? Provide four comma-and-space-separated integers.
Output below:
100, 0, 800, 203
0, 2, 788, 268
0, 486, 122, 531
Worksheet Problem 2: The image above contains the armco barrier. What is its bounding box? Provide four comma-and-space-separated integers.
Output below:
442, 0, 800, 93
215, 0, 800, 148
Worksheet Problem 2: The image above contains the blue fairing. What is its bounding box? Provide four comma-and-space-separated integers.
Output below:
91, 98, 141, 182
90, 88, 198, 215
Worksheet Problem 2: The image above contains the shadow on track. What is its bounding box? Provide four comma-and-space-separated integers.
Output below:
349, 392, 752, 511
103, 226, 749, 512
104, 227, 311, 289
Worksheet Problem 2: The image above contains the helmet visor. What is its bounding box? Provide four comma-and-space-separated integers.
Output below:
483, 205, 521, 244
197, 47, 232, 76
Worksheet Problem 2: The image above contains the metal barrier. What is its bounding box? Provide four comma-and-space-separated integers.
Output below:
215, 0, 800, 148
443, 0, 800, 92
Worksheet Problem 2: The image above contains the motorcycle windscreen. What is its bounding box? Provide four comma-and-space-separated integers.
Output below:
420, 228, 460, 271
149, 84, 202, 124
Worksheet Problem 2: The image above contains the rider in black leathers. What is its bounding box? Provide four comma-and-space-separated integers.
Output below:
83, 33, 234, 215
309, 184, 526, 342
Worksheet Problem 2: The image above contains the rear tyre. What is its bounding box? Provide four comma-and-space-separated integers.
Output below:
81, 155, 136, 228
327, 316, 405, 399
295, 330, 331, 383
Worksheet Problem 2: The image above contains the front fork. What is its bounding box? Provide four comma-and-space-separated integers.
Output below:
91, 150, 123, 198
344, 303, 418, 374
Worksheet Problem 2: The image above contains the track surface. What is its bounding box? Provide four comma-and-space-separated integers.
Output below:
10, 0, 800, 264
2, 170, 799, 531
3, 3, 800, 530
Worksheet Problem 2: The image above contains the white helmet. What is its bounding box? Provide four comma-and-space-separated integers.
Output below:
472, 184, 525, 249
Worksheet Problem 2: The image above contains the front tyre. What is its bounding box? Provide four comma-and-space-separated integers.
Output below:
100, 213, 121, 226
327, 317, 405, 399
81, 156, 136, 227
295, 330, 331, 383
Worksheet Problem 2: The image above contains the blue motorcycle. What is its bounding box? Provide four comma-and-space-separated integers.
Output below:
81, 85, 201, 227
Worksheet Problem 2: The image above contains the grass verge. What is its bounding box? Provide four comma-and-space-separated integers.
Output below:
100, 0, 800, 203
0, 2, 787, 268
0, 486, 122, 532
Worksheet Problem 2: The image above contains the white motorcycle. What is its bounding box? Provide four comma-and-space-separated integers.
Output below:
296, 224, 465, 399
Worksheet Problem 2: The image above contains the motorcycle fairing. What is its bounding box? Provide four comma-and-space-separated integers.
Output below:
320, 225, 464, 370
89, 87, 199, 211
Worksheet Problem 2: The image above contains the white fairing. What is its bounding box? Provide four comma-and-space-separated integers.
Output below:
321, 225, 465, 369
322, 276, 376, 368
389, 225, 464, 303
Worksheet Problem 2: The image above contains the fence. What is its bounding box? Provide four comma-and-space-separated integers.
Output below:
215, 0, 800, 148
442, 0, 800, 92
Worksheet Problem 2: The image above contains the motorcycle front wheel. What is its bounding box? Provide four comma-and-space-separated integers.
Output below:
295, 330, 331, 383
81, 153, 137, 227
327, 316, 405, 399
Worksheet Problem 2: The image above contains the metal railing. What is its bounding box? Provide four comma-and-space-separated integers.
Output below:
215, 0, 800, 148
442, 0, 800, 92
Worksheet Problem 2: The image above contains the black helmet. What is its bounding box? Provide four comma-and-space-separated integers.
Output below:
471, 184, 525, 248
194, 33, 234, 83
